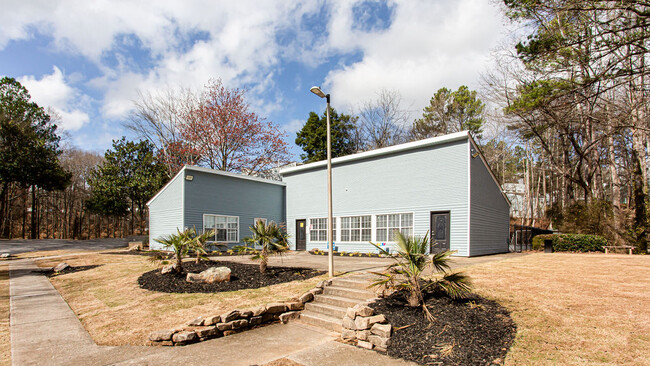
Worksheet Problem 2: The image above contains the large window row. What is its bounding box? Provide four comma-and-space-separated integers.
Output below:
203, 214, 239, 242
308, 213, 413, 242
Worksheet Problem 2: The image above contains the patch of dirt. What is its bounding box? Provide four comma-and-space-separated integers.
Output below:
138, 260, 325, 293
258, 358, 305, 366
41, 265, 103, 277
369, 292, 516, 366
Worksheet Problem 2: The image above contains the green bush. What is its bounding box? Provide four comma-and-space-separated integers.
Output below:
532, 234, 555, 250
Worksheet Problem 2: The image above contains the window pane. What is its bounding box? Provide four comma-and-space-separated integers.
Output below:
377, 215, 386, 227
377, 229, 387, 242
361, 229, 371, 241
227, 229, 237, 242
362, 216, 371, 227
351, 217, 360, 228
401, 213, 413, 227
216, 229, 227, 241
351, 230, 360, 241
342, 231, 350, 241
389, 214, 400, 227
342, 217, 350, 229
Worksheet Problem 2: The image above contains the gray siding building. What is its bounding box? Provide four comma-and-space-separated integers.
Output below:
148, 131, 509, 256
147, 166, 286, 251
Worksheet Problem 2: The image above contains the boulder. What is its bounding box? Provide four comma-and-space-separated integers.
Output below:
149, 329, 177, 341
367, 314, 386, 327
0, 253, 10, 258
357, 340, 373, 349
53, 262, 69, 272
299, 292, 314, 303
370, 323, 391, 338
188, 317, 204, 326
220, 310, 240, 323
354, 316, 370, 330
279, 311, 299, 324
204, 315, 221, 326
200, 266, 231, 283
265, 303, 287, 314
172, 331, 197, 343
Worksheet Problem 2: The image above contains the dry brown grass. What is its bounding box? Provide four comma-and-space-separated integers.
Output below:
464, 253, 650, 366
13, 249, 97, 259
0, 263, 10, 366
35, 253, 327, 346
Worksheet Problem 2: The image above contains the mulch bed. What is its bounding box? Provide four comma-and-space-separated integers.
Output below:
369, 292, 516, 366
138, 260, 325, 293
309, 250, 382, 258
41, 265, 103, 277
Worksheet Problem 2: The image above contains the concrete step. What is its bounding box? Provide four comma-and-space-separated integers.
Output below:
323, 285, 374, 301
331, 277, 373, 291
304, 302, 347, 319
313, 294, 362, 309
299, 311, 342, 333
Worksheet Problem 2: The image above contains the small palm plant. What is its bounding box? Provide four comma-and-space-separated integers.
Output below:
242, 220, 289, 273
370, 231, 472, 321
154, 228, 193, 274
190, 228, 215, 264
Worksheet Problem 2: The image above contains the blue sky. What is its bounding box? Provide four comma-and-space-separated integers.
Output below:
0, 0, 508, 159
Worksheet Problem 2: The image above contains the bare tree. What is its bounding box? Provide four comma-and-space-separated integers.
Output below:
356, 89, 410, 150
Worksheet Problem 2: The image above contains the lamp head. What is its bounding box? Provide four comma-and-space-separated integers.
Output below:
310, 86, 327, 98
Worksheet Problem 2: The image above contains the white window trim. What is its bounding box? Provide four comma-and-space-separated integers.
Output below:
308, 217, 337, 243
202, 214, 240, 243
340, 215, 372, 242
374, 212, 415, 243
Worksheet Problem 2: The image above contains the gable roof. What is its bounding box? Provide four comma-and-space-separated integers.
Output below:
146, 165, 285, 206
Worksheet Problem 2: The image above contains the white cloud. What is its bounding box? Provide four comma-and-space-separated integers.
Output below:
282, 119, 306, 135
19, 66, 90, 131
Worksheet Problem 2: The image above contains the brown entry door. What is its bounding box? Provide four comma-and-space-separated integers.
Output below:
430, 211, 450, 253
295, 219, 307, 251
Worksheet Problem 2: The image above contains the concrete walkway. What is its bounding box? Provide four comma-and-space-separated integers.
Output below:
9, 258, 416, 365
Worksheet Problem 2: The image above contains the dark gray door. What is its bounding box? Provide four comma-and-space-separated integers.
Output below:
430, 211, 450, 253
295, 219, 307, 251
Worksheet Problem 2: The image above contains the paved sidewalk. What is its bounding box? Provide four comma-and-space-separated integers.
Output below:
9, 259, 416, 365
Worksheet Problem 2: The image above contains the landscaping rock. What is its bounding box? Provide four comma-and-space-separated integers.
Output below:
357, 340, 373, 350
354, 316, 370, 330
188, 317, 204, 326
367, 314, 386, 327
160, 341, 174, 346
265, 303, 287, 314
216, 322, 233, 331
316, 280, 327, 288
279, 311, 299, 324
161, 263, 177, 274
223, 330, 237, 336
204, 315, 221, 326
200, 266, 231, 283
0, 253, 10, 258
370, 323, 391, 338
194, 327, 218, 338
309, 287, 323, 296
286, 301, 304, 311
172, 331, 197, 343
299, 292, 314, 303
354, 304, 374, 317
368, 335, 390, 348
346, 307, 357, 319
149, 329, 177, 341
343, 316, 356, 330
220, 309, 240, 322
232, 319, 248, 329
53, 262, 69, 272
251, 305, 266, 316
262, 313, 276, 323
249, 316, 262, 326
356, 329, 370, 341
341, 329, 356, 341
374, 346, 387, 353
239, 309, 253, 318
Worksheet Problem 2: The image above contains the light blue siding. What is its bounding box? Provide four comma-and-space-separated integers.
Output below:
282, 139, 470, 256
469, 142, 510, 256
183, 169, 286, 248
148, 172, 184, 250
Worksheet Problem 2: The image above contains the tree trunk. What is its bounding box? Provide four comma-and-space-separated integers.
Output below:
632, 149, 648, 253
260, 250, 268, 273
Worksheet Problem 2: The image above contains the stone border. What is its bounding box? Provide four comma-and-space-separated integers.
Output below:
341, 303, 392, 352
148, 279, 332, 346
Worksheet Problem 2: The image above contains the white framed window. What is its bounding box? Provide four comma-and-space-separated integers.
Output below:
203, 214, 239, 242
376, 213, 413, 241
341, 215, 371, 242
309, 217, 336, 242
254, 218, 267, 226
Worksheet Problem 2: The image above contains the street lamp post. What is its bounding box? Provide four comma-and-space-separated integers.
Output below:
310, 86, 334, 278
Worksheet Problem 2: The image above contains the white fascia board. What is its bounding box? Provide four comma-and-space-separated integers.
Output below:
279, 131, 470, 175
146, 166, 187, 207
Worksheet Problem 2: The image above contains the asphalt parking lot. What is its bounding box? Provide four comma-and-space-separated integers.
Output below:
0, 238, 129, 255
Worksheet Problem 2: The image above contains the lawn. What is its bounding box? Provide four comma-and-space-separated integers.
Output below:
0, 263, 9, 366
464, 253, 650, 366
35, 252, 327, 346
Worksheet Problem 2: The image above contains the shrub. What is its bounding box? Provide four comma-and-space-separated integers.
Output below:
553, 234, 607, 252
532, 234, 555, 251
